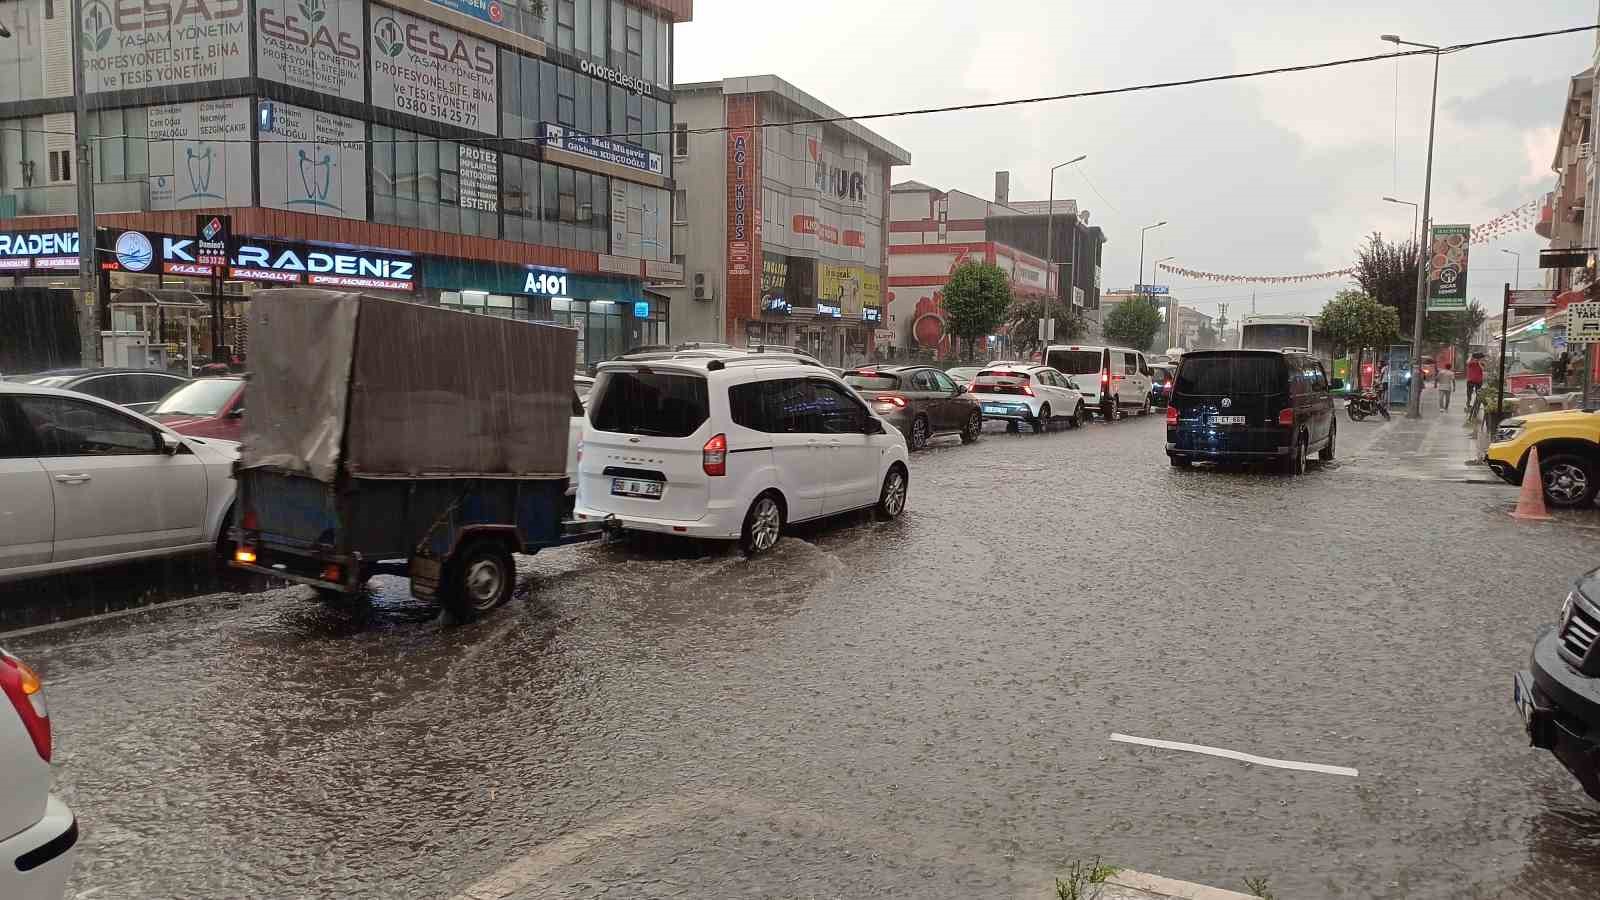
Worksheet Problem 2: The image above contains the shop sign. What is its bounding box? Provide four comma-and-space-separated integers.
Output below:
633, 301, 650, 318
792, 215, 840, 245
807, 137, 868, 203
256, 0, 365, 101
522, 270, 570, 297
458, 145, 500, 212
820, 264, 865, 317
0, 230, 79, 268
148, 98, 253, 210
369, 6, 497, 135
578, 58, 660, 100
428, 0, 507, 27
196, 215, 231, 267
230, 242, 414, 289
863, 307, 881, 324
1426, 224, 1471, 311
1507, 289, 1558, 310
610, 185, 628, 254
80, 0, 250, 93
541, 123, 663, 176
259, 101, 368, 220
644, 259, 684, 282
760, 254, 787, 313
815, 303, 841, 318
728, 130, 754, 277
1507, 374, 1554, 396
1568, 302, 1600, 345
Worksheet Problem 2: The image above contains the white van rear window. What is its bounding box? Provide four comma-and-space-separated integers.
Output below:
590, 371, 709, 438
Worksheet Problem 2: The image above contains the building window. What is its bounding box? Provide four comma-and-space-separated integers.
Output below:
48, 149, 71, 183
673, 123, 689, 157
624, 5, 643, 78
672, 188, 687, 224
372, 127, 496, 238
556, 0, 576, 51
557, 66, 576, 127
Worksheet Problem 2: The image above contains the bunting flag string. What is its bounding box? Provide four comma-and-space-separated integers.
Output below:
1156, 198, 1545, 285
1155, 264, 1356, 284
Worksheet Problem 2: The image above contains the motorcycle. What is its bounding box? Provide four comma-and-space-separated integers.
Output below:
1347, 389, 1390, 421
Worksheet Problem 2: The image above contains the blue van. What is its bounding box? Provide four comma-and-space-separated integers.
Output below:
1165, 350, 1340, 474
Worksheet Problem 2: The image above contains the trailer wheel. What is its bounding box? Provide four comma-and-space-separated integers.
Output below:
439, 537, 516, 619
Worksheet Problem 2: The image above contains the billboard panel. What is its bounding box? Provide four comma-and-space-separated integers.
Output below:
1426, 224, 1471, 311
256, 0, 366, 101
369, 6, 497, 135
80, 0, 250, 93
147, 98, 252, 210
258, 101, 367, 220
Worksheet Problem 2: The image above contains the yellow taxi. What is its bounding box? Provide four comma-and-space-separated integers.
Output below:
1485, 408, 1600, 508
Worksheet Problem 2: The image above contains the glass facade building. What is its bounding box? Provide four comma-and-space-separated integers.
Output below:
0, 0, 689, 369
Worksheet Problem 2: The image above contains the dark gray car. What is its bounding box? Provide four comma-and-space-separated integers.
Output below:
11, 368, 190, 414
843, 364, 982, 450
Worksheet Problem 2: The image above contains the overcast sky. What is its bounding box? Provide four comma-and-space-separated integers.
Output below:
675, 1, 1598, 319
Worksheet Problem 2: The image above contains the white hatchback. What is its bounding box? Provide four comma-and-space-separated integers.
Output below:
0, 383, 239, 582
574, 353, 910, 554
968, 365, 1089, 432
0, 649, 76, 900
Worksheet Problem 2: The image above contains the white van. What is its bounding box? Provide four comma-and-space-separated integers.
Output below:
1043, 345, 1155, 420
574, 351, 910, 555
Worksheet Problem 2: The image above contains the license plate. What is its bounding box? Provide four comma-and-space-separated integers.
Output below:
612, 477, 664, 498
1210, 415, 1247, 425
982, 404, 1007, 414
1513, 672, 1535, 727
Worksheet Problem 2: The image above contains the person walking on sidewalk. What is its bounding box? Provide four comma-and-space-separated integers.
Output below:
1466, 354, 1485, 405
1436, 361, 1456, 411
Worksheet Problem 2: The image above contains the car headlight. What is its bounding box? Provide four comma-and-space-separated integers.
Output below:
1492, 423, 1523, 443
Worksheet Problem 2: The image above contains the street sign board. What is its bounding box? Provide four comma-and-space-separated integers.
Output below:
1038, 317, 1056, 341
1134, 284, 1169, 295
1508, 288, 1559, 310
1567, 302, 1600, 345
1425, 224, 1471, 310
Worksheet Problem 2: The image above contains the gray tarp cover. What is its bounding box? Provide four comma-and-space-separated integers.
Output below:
240, 289, 577, 481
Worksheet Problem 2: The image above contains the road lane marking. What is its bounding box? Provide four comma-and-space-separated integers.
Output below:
1109, 733, 1358, 777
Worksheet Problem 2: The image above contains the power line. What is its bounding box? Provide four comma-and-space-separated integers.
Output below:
0, 22, 1592, 151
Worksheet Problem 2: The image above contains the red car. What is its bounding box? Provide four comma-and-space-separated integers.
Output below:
147, 375, 246, 441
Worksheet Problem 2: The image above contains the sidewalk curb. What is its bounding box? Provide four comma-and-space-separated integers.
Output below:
1087, 869, 1261, 900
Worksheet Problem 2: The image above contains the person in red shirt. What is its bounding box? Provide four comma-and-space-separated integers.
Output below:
1466, 354, 1485, 405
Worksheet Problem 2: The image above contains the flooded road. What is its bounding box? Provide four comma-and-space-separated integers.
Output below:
7, 412, 1600, 899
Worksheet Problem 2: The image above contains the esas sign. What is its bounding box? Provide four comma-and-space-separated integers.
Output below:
523, 272, 569, 296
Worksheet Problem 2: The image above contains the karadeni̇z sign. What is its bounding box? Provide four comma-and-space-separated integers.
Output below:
1426, 224, 1471, 311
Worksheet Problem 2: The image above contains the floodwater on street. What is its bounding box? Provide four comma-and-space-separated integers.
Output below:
6, 411, 1600, 899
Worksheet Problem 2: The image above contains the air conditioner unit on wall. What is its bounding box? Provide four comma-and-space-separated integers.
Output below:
693, 272, 714, 301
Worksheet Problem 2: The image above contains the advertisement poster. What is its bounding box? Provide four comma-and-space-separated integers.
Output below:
727, 129, 754, 277
1426, 224, 1471, 311
80, 0, 250, 93
820, 264, 865, 317
369, 5, 497, 135
257, 0, 365, 101
258, 101, 366, 220
147, 99, 252, 210
457, 145, 499, 212
760, 254, 788, 313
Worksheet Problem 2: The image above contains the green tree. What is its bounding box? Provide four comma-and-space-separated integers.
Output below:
940, 262, 1013, 361
1423, 300, 1487, 362
1319, 288, 1400, 386
1354, 232, 1422, 340
1102, 298, 1164, 353
1004, 296, 1086, 357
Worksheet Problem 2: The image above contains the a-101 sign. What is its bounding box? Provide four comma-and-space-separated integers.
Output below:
523, 271, 569, 296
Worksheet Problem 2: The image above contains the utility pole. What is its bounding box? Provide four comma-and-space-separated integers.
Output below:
1043, 156, 1086, 353
1217, 302, 1229, 348
70, 0, 99, 366
1384, 32, 1442, 418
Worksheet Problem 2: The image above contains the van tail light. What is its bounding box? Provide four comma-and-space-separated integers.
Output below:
0, 652, 50, 762
1278, 407, 1295, 426
1166, 404, 1178, 425
703, 433, 727, 476
875, 395, 908, 409
1101, 370, 1111, 389
241, 509, 258, 531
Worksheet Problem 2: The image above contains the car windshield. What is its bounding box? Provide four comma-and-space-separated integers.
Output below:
1046, 350, 1103, 375
149, 379, 239, 416
589, 370, 709, 437
1176, 354, 1284, 395
844, 373, 900, 390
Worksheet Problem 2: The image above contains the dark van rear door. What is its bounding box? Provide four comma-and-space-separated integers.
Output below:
1171, 352, 1290, 454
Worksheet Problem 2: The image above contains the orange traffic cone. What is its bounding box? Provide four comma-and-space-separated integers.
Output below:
1512, 446, 1554, 522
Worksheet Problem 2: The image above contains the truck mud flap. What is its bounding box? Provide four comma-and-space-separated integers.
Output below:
409, 555, 442, 600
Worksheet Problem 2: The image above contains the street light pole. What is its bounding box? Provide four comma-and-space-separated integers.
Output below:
1138, 220, 1166, 348
1043, 155, 1087, 353
1382, 196, 1419, 247
1383, 33, 1441, 418
1155, 255, 1176, 349
1501, 248, 1521, 289
69, 0, 100, 367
